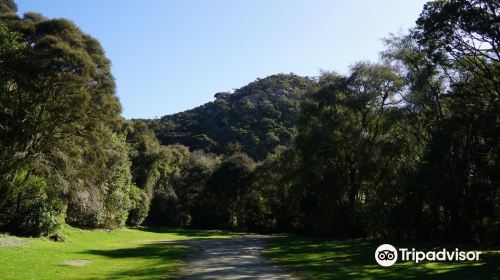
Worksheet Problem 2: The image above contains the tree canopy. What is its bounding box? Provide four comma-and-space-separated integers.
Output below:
147, 74, 316, 160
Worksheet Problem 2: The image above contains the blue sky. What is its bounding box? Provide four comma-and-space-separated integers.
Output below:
17, 0, 429, 119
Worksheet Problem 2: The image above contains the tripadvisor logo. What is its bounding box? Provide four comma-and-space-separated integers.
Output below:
375, 244, 481, 267
375, 244, 398, 267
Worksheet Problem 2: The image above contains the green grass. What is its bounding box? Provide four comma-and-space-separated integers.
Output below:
0, 225, 231, 280
265, 234, 500, 279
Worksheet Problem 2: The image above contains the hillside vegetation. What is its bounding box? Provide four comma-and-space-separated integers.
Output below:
147, 74, 316, 160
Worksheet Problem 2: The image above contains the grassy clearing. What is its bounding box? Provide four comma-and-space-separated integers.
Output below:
0, 226, 230, 280
265, 234, 500, 279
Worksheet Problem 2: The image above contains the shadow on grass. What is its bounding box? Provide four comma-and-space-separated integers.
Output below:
266, 235, 500, 280
72, 227, 238, 279
81, 240, 190, 279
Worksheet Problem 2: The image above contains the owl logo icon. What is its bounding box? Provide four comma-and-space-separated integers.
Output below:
375, 244, 398, 267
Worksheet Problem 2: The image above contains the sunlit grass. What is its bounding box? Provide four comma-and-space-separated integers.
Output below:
0, 225, 231, 280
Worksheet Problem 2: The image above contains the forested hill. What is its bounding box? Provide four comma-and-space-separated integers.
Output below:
145, 74, 316, 160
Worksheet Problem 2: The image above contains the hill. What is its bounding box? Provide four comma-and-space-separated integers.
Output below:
146, 74, 316, 160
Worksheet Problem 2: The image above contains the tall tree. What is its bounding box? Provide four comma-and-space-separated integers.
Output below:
0, 0, 16, 14
1, 8, 129, 234
295, 64, 404, 235
415, 0, 499, 93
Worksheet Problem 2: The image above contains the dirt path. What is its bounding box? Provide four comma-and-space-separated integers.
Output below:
176, 235, 294, 280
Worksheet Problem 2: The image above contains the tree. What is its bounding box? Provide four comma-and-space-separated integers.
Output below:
295, 64, 404, 236
0, 0, 17, 14
150, 74, 316, 160
0, 16, 120, 204
415, 0, 499, 93
411, 0, 500, 243
146, 144, 191, 226
384, 5, 500, 241
1, 9, 126, 234
123, 120, 162, 197
246, 146, 302, 232
64, 129, 135, 229
196, 153, 255, 229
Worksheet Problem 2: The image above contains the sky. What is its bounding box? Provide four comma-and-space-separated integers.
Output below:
16, 0, 429, 119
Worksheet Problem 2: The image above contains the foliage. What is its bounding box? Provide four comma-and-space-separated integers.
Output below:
8, 172, 65, 237
0, 3, 150, 235
123, 120, 163, 197
146, 144, 191, 226
0, 0, 16, 14
127, 185, 150, 226
290, 63, 405, 236
148, 74, 316, 160
194, 152, 255, 230
414, 0, 499, 72
65, 131, 134, 229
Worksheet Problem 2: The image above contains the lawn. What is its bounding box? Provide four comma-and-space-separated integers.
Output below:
0, 226, 230, 280
265, 234, 500, 279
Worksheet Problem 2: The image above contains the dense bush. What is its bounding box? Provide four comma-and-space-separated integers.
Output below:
65, 132, 135, 229
192, 153, 255, 230
148, 74, 316, 160
9, 174, 65, 237
65, 188, 107, 229
127, 186, 150, 226
0, 2, 126, 235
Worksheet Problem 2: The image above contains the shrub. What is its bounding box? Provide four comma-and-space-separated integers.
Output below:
9, 175, 66, 237
65, 132, 136, 229
66, 188, 106, 228
127, 185, 150, 226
